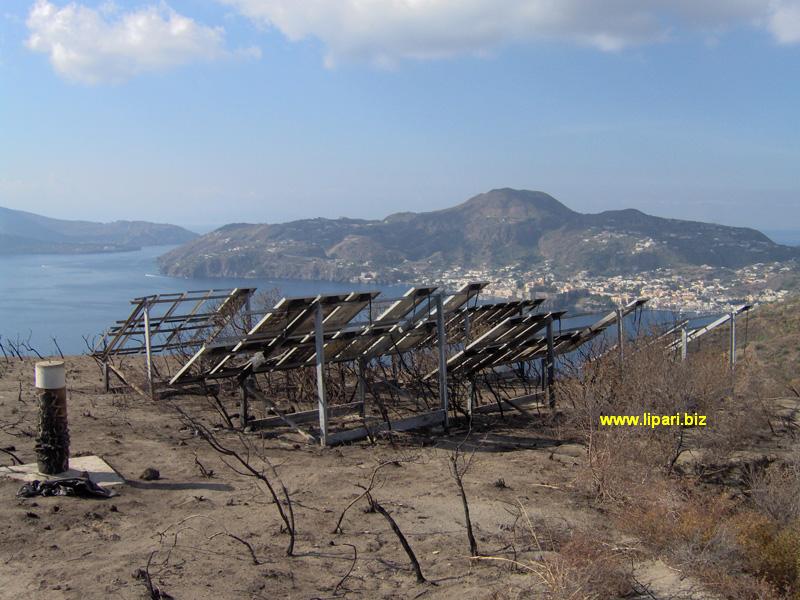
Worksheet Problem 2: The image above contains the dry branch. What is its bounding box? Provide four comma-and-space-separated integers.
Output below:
208, 532, 260, 565
175, 407, 296, 556
331, 542, 358, 595
332, 457, 417, 534
367, 492, 426, 584
449, 440, 479, 557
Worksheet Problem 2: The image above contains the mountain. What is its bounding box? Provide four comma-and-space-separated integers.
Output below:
0, 206, 198, 255
158, 189, 800, 282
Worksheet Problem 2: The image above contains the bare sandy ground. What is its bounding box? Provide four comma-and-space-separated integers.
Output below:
0, 356, 706, 599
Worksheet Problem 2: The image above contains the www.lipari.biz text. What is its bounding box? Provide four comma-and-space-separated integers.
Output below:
599, 413, 707, 428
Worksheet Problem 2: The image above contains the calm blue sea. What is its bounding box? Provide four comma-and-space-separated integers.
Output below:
0, 245, 716, 356
0, 246, 403, 355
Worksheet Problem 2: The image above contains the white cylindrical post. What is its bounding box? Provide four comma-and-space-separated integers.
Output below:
34, 361, 70, 475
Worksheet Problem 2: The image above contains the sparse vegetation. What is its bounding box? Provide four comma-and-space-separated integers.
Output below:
1, 295, 799, 598
542, 295, 800, 598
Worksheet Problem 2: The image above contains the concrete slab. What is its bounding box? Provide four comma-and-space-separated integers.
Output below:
0, 455, 124, 487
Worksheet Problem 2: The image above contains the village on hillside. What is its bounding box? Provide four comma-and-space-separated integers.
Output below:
363, 258, 796, 314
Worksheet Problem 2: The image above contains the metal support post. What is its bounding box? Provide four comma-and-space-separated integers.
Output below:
680, 326, 688, 362
435, 294, 449, 428
102, 361, 109, 392
729, 311, 736, 370
143, 301, 155, 400
467, 376, 476, 420
244, 296, 253, 331
546, 316, 555, 408
357, 356, 366, 418
314, 302, 328, 446
616, 308, 624, 363
239, 383, 249, 429
540, 358, 546, 392
101, 335, 109, 392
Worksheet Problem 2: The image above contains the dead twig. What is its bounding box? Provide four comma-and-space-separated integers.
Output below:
332, 542, 358, 596
367, 492, 426, 584
139, 550, 174, 600
448, 432, 480, 557
193, 451, 215, 478
332, 457, 416, 534
176, 407, 296, 556
51, 337, 64, 360
208, 532, 260, 565
0, 446, 23, 465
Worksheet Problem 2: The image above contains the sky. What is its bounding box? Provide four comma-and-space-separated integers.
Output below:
0, 1, 798, 233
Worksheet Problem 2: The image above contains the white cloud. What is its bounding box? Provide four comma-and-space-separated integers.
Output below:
220, 0, 800, 66
769, 0, 800, 43
26, 0, 259, 84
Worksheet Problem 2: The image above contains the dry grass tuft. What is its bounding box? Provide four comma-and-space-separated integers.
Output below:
542, 327, 799, 598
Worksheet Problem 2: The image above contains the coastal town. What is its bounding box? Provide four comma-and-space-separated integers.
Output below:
384, 259, 798, 315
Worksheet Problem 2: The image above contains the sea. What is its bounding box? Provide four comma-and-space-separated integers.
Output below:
0, 245, 405, 356
0, 245, 715, 357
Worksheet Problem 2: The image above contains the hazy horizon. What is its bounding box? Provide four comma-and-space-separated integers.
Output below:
1, 1, 798, 230
4, 190, 800, 245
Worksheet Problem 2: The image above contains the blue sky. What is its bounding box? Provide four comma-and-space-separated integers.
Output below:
0, 1, 798, 232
